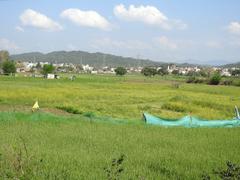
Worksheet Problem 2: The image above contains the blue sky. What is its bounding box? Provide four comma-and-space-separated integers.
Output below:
0, 0, 240, 64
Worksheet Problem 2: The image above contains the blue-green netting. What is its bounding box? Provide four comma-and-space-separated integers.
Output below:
143, 113, 240, 128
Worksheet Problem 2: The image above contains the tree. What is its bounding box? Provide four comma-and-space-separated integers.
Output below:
187, 71, 201, 77
157, 68, 168, 76
2, 61, 16, 75
0, 50, 9, 63
114, 67, 127, 76
171, 69, 179, 75
36, 62, 41, 69
41, 64, 55, 75
76, 64, 83, 72
209, 72, 221, 85
199, 70, 208, 77
141, 67, 157, 77
231, 69, 240, 76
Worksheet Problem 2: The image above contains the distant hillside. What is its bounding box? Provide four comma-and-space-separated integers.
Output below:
221, 62, 240, 68
11, 51, 165, 68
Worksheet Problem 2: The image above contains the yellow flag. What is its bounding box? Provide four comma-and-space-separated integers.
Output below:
32, 101, 40, 112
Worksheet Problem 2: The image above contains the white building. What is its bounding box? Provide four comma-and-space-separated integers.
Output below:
82, 64, 94, 71
221, 69, 231, 77
46, 74, 55, 79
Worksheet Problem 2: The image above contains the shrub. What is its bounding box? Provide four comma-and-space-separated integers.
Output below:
114, 67, 127, 76
157, 68, 168, 76
221, 79, 233, 86
186, 76, 196, 83
171, 69, 179, 75
141, 67, 157, 77
194, 78, 206, 84
233, 79, 240, 87
209, 73, 221, 85
186, 76, 206, 84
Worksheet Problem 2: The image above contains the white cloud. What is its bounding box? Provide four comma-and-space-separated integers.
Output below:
154, 36, 178, 49
227, 22, 240, 35
20, 9, 62, 31
15, 26, 24, 32
0, 38, 19, 51
114, 4, 187, 30
61, 8, 111, 31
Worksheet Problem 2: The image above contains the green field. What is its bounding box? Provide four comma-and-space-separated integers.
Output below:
0, 75, 240, 179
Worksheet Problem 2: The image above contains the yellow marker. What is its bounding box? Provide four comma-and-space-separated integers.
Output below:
32, 101, 40, 112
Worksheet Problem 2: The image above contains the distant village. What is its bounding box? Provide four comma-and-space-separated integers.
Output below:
15, 61, 240, 78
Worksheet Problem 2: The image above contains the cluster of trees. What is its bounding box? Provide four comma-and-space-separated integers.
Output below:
114, 66, 169, 77
0, 50, 16, 75
0, 51, 56, 76
141, 67, 168, 77
139, 66, 236, 86
186, 72, 239, 86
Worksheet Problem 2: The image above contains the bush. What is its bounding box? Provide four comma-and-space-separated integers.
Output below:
171, 69, 179, 75
114, 67, 127, 76
221, 79, 233, 86
186, 76, 206, 84
209, 73, 221, 85
194, 78, 206, 84
233, 79, 240, 87
141, 67, 157, 77
186, 76, 196, 83
157, 68, 168, 76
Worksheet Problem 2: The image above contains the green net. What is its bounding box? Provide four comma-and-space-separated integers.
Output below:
143, 113, 240, 128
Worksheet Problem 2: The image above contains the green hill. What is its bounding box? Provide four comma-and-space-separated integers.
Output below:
11, 51, 165, 68
221, 62, 240, 68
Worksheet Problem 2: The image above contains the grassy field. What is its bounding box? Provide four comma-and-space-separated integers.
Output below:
0, 74, 240, 120
0, 74, 240, 179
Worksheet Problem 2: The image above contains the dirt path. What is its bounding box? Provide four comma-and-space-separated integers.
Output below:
0, 104, 71, 116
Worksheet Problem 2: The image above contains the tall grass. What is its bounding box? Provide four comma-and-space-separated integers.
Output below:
0, 112, 240, 179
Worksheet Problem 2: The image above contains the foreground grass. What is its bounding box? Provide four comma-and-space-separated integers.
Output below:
0, 112, 240, 179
